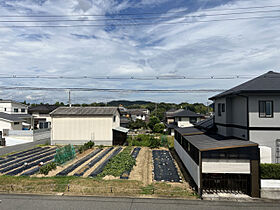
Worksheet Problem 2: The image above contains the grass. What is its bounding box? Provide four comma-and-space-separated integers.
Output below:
0, 176, 197, 199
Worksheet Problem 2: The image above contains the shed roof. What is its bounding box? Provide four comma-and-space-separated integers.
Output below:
175, 127, 258, 151
50, 106, 119, 116
28, 105, 58, 114
170, 109, 203, 118
209, 71, 280, 100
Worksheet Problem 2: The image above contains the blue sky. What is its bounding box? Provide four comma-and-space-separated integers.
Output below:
0, 0, 280, 104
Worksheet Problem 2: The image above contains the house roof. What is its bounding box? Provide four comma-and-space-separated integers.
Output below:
127, 109, 148, 115
175, 127, 258, 151
209, 71, 280, 100
50, 107, 119, 116
28, 105, 58, 114
0, 112, 24, 122
171, 109, 204, 118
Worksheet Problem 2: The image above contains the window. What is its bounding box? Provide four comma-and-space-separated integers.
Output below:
259, 101, 273, 118
178, 117, 182, 121
218, 103, 221, 116
4, 108, 6, 111
14, 108, 18, 113
113, 115, 116, 122
21, 108, 25, 113
14, 122, 19, 125
190, 117, 197, 124
222, 103, 225, 112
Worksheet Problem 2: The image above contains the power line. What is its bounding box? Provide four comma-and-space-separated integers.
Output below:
0, 74, 258, 80
0, 85, 226, 93
0, 9, 280, 23
1, 4, 280, 18
0, 15, 279, 28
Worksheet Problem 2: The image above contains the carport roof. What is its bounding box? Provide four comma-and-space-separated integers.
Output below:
50, 106, 119, 116
175, 127, 258, 151
0, 112, 24, 122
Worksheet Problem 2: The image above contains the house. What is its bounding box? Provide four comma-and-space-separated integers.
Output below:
28, 105, 58, 129
174, 126, 260, 197
165, 108, 204, 136
0, 100, 32, 133
50, 107, 129, 146
119, 107, 150, 128
209, 71, 280, 163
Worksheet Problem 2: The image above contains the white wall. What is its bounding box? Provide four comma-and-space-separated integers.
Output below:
259, 146, 272, 163
202, 159, 250, 174
0, 102, 28, 114
250, 130, 279, 163
52, 114, 120, 145
0, 120, 12, 132
174, 139, 200, 187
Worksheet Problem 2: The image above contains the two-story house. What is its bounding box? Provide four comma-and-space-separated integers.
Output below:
0, 100, 32, 133
209, 71, 280, 163
165, 108, 204, 135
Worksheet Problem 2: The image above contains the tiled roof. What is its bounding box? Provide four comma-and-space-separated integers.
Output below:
210, 71, 280, 100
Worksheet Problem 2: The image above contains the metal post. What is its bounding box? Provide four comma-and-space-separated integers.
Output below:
68, 91, 71, 107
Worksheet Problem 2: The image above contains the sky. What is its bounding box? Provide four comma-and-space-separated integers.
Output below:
0, 0, 279, 104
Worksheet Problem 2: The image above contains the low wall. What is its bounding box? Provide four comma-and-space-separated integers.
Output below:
51, 139, 112, 146
261, 179, 280, 199
7, 129, 50, 142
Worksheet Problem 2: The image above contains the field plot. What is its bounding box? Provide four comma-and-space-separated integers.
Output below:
152, 150, 181, 182
0, 147, 56, 176
0, 145, 196, 199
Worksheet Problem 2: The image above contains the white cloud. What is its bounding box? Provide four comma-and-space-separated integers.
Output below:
0, 0, 279, 103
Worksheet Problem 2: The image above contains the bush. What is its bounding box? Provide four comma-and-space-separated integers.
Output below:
153, 123, 165, 133
78, 141, 95, 154
148, 116, 160, 131
39, 162, 57, 175
260, 163, 280, 179
148, 137, 160, 148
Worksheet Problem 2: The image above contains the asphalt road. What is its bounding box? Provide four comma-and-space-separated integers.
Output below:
0, 194, 279, 210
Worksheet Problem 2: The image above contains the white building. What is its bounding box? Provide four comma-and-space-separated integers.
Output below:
209, 71, 280, 163
50, 106, 128, 146
0, 100, 32, 133
28, 105, 58, 129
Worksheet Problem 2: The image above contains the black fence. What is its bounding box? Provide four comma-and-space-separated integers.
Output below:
202, 173, 250, 195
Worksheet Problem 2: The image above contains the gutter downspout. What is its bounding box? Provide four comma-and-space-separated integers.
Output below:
237, 94, 249, 140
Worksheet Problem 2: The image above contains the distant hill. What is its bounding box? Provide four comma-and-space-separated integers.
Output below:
107, 100, 152, 107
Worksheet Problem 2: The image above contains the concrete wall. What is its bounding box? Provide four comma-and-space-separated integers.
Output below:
202, 159, 250, 174
0, 120, 12, 132
7, 129, 50, 141
51, 114, 120, 145
259, 146, 272, 163
174, 138, 200, 188
261, 179, 280, 199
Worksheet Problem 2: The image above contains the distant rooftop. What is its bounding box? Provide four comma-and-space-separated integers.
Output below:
28, 105, 58, 114
167, 109, 203, 118
210, 71, 280, 100
0, 99, 28, 107
50, 106, 119, 116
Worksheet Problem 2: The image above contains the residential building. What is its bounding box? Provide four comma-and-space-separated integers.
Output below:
0, 100, 32, 133
209, 71, 280, 163
28, 105, 58, 129
119, 107, 150, 128
50, 107, 128, 145
165, 108, 204, 136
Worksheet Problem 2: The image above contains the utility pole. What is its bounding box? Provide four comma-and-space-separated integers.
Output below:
68, 90, 71, 107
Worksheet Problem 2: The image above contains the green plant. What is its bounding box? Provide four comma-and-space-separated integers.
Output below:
39, 162, 57, 175
153, 123, 165, 133
97, 145, 104, 149
148, 116, 160, 131
148, 137, 160, 148
78, 146, 85, 154
99, 147, 136, 177
260, 163, 280, 179
78, 141, 95, 154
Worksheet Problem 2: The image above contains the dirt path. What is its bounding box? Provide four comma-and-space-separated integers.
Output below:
129, 147, 153, 186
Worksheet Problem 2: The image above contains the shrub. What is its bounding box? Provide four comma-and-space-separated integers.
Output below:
78, 141, 95, 154
97, 145, 104, 149
260, 163, 280, 179
148, 116, 160, 131
153, 123, 165, 133
39, 162, 57, 175
148, 137, 160, 148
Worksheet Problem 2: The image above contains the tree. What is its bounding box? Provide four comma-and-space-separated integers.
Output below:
153, 123, 165, 133
148, 116, 160, 131
128, 119, 147, 129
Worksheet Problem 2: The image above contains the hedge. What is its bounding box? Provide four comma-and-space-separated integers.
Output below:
260, 163, 280, 179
